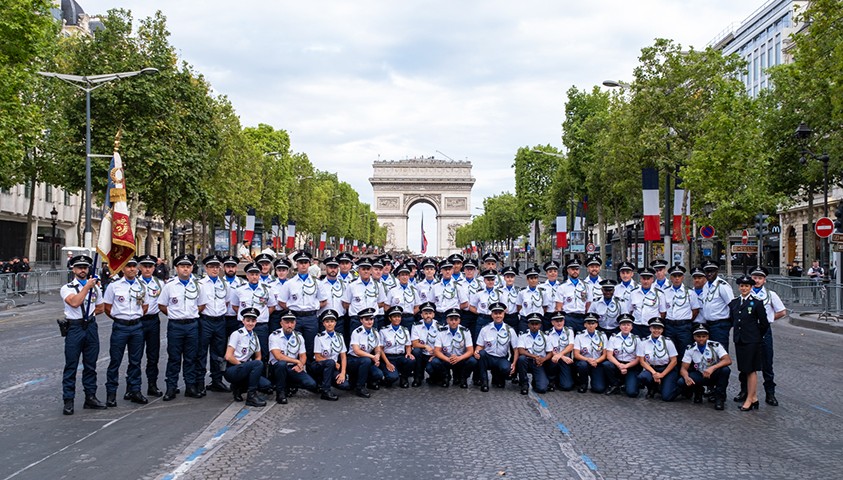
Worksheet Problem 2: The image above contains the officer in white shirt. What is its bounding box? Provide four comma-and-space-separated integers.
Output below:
277, 250, 329, 362
588, 279, 626, 335
602, 314, 641, 397
470, 269, 503, 343
197, 254, 230, 395
411, 302, 440, 387
378, 254, 397, 291
583, 256, 604, 304
311, 309, 348, 400
158, 254, 207, 401
319, 257, 347, 328
500, 266, 521, 331
517, 267, 552, 334
343, 257, 386, 340
458, 258, 482, 340
347, 308, 385, 398
269, 310, 318, 404
629, 267, 667, 338
650, 259, 670, 291
233, 262, 276, 363
559, 258, 590, 334
223, 307, 268, 407
137, 254, 165, 398
103, 257, 148, 407
542, 260, 562, 331
60, 255, 106, 415
546, 311, 575, 391
268, 257, 291, 335
378, 306, 415, 388
701, 260, 735, 351
416, 258, 439, 305
474, 302, 518, 392
636, 317, 679, 401
254, 252, 276, 287
663, 265, 701, 363
431, 258, 469, 323
690, 267, 708, 325
614, 261, 638, 311
386, 263, 421, 331
221, 255, 245, 339
481, 252, 505, 289
678, 324, 732, 410
430, 308, 477, 388
336, 252, 356, 285
573, 313, 608, 394
516, 313, 552, 395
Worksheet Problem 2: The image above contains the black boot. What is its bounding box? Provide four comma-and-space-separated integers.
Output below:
184, 385, 203, 398
195, 383, 207, 397
765, 393, 779, 406
320, 390, 339, 401
163, 388, 177, 401
714, 397, 725, 410
83, 394, 107, 410
207, 380, 231, 393
693, 390, 703, 404
232, 387, 243, 402
63, 398, 74, 415
355, 387, 371, 398
275, 392, 288, 404
148, 385, 163, 397
733, 390, 747, 403
106, 392, 117, 408
127, 391, 149, 405
245, 391, 266, 407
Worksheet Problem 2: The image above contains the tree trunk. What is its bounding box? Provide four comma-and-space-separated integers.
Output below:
597, 202, 606, 264
201, 211, 208, 256
615, 207, 626, 262
23, 175, 37, 260
681, 189, 690, 269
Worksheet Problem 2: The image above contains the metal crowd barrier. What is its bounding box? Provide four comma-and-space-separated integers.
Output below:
0, 270, 71, 306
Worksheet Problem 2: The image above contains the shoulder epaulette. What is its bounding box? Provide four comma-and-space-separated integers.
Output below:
458, 325, 468, 331
354, 326, 365, 333
438, 326, 448, 331
237, 328, 246, 335
270, 329, 283, 336
708, 340, 721, 348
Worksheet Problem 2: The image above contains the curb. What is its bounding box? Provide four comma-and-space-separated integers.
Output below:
789, 314, 843, 335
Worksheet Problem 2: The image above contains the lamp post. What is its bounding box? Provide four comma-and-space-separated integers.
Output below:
795, 122, 831, 280
50, 206, 58, 269
145, 210, 153, 254
632, 213, 643, 268
37, 68, 159, 248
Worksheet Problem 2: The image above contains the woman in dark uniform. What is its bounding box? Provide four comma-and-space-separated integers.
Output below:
729, 275, 769, 411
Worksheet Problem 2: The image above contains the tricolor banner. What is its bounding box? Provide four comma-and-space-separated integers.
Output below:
225, 209, 237, 248
286, 220, 296, 249
556, 214, 567, 248
243, 208, 256, 243
319, 232, 327, 251
471, 240, 477, 253
642, 168, 661, 241
673, 176, 692, 241
272, 217, 281, 250
352, 239, 359, 253
421, 214, 428, 254
96, 152, 136, 274
339, 237, 345, 252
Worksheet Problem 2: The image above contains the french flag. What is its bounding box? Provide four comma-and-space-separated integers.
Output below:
243, 208, 256, 243
352, 239, 359, 253
226, 209, 237, 248
339, 237, 345, 252
673, 176, 691, 241
319, 231, 327, 251
286, 220, 296, 249
421, 214, 428, 254
272, 218, 281, 250
556, 214, 567, 248
642, 168, 661, 241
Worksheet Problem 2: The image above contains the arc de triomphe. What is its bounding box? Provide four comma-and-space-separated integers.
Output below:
370, 158, 474, 257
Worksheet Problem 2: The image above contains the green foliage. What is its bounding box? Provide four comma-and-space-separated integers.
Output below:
512, 145, 558, 222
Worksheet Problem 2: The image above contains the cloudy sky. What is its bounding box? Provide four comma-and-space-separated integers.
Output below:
80, 0, 756, 253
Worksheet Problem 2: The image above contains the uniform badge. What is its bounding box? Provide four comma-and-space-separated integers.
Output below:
485, 341, 492, 347
241, 347, 247, 354
566, 296, 573, 303
392, 298, 399, 305
581, 347, 588, 355
322, 350, 329, 357
171, 298, 178, 304
117, 295, 125, 303
291, 294, 298, 301
354, 296, 361, 303
420, 293, 427, 300
385, 341, 392, 347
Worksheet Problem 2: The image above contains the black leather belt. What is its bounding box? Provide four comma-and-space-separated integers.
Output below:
291, 310, 317, 317
113, 318, 140, 326
201, 315, 225, 321
710, 318, 731, 325
665, 319, 692, 326
66, 318, 94, 326
169, 318, 197, 324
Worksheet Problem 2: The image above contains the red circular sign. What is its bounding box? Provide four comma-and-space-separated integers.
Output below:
741, 229, 749, 245
816, 217, 834, 238
700, 226, 715, 239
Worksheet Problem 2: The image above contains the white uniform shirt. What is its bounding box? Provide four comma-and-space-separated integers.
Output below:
702, 277, 734, 321
349, 326, 380, 357
471, 287, 503, 316
583, 276, 603, 303
614, 280, 638, 311
501, 285, 520, 314
228, 328, 259, 362
682, 340, 728, 372
386, 283, 421, 313
344, 279, 385, 316
104, 277, 146, 320
379, 273, 397, 292
476, 322, 516, 357
278, 273, 327, 311
692, 286, 707, 324
268, 329, 306, 364
547, 326, 574, 356
435, 326, 472, 356
607, 332, 640, 362
198, 276, 228, 317
542, 279, 562, 307
321, 278, 348, 316
416, 278, 438, 304
653, 277, 670, 292
269, 278, 288, 312
629, 287, 667, 326
139, 275, 163, 316
431, 279, 467, 312
337, 271, 356, 286
314, 331, 346, 362
234, 282, 274, 323
664, 284, 701, 321
379, 325, 411, 355
637, 335, 677, 366
259, 274, 277, 289
751, 286, 786, 324
517, 330, 552, 357
61, 278, 104, 319
411, 320, 441, 355
588, 297, 626, 330
559, 278, 589, 314
517, 286, 551, 316
459, 276, 482, 299
573, 331, 607, 359
223, 275, 246, 316
158, 278, 205, 320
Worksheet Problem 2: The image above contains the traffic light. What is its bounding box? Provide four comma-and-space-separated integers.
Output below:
755, 214, 769, 236
835, 202, 843, 232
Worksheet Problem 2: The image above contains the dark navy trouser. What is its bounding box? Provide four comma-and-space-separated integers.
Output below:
517, 356, 549, 393
63, 320, 100, 400
602, 361, 641, 397
106, 321, 144, 394
477, 350, 511, 386
165, 319, 198, 390
224, 360, 264, 393
198, 315, 227, 384
271, 361, 318, 393
140, 314, 161, 386
678, 366, 731, 398
638, 364, 679, 401
575, 359, 607, 393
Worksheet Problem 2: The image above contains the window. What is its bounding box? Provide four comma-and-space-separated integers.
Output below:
45, 185, 52, 203
775, 35, 781, 64
767, 46, 773, 67
0, 187, 9, 194
64, 190, 71, 206
24, 181, 32, 199
753, 55, 759, 82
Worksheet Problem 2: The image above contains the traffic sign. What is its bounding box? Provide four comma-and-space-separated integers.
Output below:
832, 233, 843, 244
815, 217, 834, 238
833, 243, 843, 253
700, 225, 715, 239
731, 245, 758, 254
741, 229, 749, 245
586, 243, 595, 253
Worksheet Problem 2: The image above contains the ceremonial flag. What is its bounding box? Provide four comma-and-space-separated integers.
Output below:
471, 240, 477, 253
319, 231, 327, 251
421, 214, 428, 254
642, 168, 661, 241
271, 218, 281, 250
673, 176, 692, 241
96, 152, 136, 274
556, 214, 567, 248
339, 237, 345, 252
286, 220, 296, 249
243, 208, 256, 243
225, 209, 238, 248
574, 201, 584, 231
352, 239, 359, 253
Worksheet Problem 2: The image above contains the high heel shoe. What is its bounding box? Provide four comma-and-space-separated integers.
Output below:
739, 401, 760, 411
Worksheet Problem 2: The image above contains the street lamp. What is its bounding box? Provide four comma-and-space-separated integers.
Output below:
37, 68, 159, 248
50, 206, 58, 269
795, 121, 831, 279
602, 80, 632, 89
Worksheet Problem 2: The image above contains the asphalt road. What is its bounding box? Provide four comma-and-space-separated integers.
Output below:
0, 289, 841, 480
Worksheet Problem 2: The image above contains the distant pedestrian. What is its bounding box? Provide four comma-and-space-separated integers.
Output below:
153, 257, 169, 280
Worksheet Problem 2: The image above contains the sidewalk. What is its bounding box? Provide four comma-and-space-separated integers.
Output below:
788, 311, 843, 335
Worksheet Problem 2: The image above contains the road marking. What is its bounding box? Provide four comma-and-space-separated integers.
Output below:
530, 391, 602, 480
0, 377, 46, 396
810, 404, 834, 415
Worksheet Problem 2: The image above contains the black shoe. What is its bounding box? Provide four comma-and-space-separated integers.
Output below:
460, 380, 468, 389
733, 391, 747, 403
321, 391, 339, 401
693, 392, 703, 404
646, 389, 656, 399
411, 380, 422, 388
577, 385, 588, 394
275, 392, 288, 404
63, 399, 74, 415
246, 392, 266, 407
480, 385, 489, 392
714, 398, 725, 410
494, 381, 506, 389
148, 385, 163, 397
184, 386, 203, 398
174, 388, 181, 394
520, 387, 529, 395
547, 385, 555, 392
195, 383, 207, 397
738, 401, 760, 411
399, 379, 410, 389
287, 387, 299, 396
367, 383, 379, 391
83, 395, 107, 410
127, 391, 149, 405
207, 381, 231, 393
765, 394, 779, 406
232, 388, 243, 402
605, 386, 620, 396
440, 380, 449, 388
106, 392, 117, 408
163, 389, 177, 401
355, 387, 371, 398
473, 379, 482, 387
123, 391, 132, 401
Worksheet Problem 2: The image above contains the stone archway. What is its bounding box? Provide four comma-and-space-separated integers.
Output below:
370, 158, 474, 257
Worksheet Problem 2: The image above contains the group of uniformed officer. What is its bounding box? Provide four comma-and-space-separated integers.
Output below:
59, 250, 784, 413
